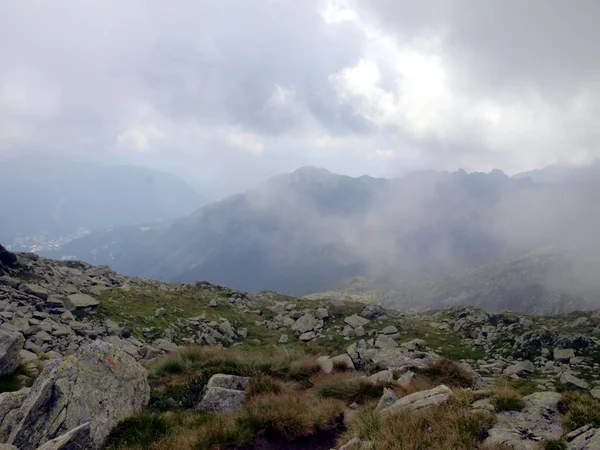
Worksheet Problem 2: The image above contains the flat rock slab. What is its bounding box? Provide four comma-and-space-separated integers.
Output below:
380, 384, 452, 416
66, 294, 99, 310
568, 427, 600, 449
483, 392, 563, 449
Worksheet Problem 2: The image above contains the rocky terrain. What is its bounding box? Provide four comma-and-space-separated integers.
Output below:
3, 243, 600, 448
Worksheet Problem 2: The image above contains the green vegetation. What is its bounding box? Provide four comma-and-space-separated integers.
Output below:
341, 392, 494, 450
491, 381, 525, 412
560, 391, 600, 432
543, 439, 567, 450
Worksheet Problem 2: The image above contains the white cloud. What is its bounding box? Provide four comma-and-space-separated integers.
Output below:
224, 128, 265, 156
117, 125, 166, 152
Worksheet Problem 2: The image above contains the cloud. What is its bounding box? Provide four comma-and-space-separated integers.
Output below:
1, 0, 600, 195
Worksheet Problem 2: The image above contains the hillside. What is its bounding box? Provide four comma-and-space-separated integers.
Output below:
0, 153, 203, 245
3, 246, 600, 448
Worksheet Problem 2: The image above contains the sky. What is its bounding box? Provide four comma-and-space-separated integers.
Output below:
2, 0, 600, 198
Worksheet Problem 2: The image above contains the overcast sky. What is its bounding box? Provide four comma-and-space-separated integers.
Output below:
2, 0, 600, 197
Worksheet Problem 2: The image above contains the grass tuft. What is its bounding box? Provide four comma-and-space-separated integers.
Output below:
491, 384, 525, 412
560, 391, 600, 432
418, 358, 476, 388
104, 411, 172, 449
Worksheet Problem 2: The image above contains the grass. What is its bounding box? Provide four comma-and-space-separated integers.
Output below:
341, 391, 494, 450
110, 394, 343, 450
543, 439, 567, 450
242, 393, 344, 441
315, 375, 392, 405
104, 411, 172, 449
417, 358, 476, 389
0, 364, 30, 393
560, 391, 600, 432
490, 381, 525, 412
246, 374, 287, 398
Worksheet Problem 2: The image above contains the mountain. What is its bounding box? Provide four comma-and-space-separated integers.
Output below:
46, 166, 550, 304
0, 153, 203, 244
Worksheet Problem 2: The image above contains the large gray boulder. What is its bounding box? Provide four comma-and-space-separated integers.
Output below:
560, 372, 590, 390
291, 314, 318, 334
197, 374, 249, 413
483, 392, 563, 449
197, 387, 246, 413
0, 330, 24, 376
0, 340, 149, 450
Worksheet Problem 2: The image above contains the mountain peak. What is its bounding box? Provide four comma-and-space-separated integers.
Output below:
293, 166, 332, 176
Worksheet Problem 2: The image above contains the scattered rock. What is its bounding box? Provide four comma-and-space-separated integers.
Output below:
154, 307, 166, 317
554, 348, 576, 362
292, 314, 318, 334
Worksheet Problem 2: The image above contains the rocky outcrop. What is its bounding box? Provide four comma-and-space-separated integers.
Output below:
0, 330, 23, 376
483, 392, 563, 449
0, 340, 149, 450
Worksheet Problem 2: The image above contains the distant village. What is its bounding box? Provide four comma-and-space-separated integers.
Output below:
6, 228, 90, 253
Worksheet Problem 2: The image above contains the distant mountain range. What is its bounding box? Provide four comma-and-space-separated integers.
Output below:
0, 153, 203, 244
38, 161, 600, 313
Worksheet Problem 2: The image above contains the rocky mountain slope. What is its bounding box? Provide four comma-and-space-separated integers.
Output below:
0, 153, 202, 245
3, 244, 600, 448
48, 164, 600, 314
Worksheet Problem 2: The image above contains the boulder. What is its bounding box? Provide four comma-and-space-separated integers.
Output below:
206, 374, 250, 391
375, 387, 399, 412
315, 308, 329, 320
0, 340, 149, 450
381, 326, 398, 335
560, 372, 590, 390
0, 330, 24, 376
483, 392, 563, 449
317, 355, 355, 374
291, 314, 318, 334
299, 331, 316, 342
360, 304, 383, 319
19, 284, 48, 300
503, 360, 535, 377
374, 334, 398, 349
379, 385, 452, 416
345, 315, 370, 329
65, 294, 99, 310
198, 387, 245, 413
554, 348, 576, 362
